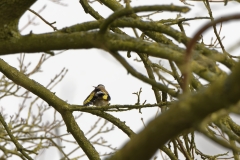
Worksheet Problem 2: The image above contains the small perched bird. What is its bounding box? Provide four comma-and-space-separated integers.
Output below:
83, 84, 111, 106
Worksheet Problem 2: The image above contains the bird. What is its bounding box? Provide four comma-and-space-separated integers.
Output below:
83, 84, 111, 106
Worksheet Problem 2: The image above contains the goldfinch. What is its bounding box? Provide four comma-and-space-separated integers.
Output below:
83, 84, 111, 106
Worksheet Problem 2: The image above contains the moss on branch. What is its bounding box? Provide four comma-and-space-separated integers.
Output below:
0, 0, 36, 40
0, 58, 100, 160
108, 60, 240, 160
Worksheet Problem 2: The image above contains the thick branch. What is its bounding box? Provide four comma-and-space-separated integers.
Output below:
0, 0, 36, 39
0, 0, 36, 24
0, 31, 225, 84
99, 5, 190, 34
109, 61, 240, 160
0, 58, 100, 160
62, 17, 235, 69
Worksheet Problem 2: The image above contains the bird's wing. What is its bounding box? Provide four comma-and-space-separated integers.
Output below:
83, 91, 96, 106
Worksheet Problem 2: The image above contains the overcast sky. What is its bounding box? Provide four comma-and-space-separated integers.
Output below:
1, 0, 240, 159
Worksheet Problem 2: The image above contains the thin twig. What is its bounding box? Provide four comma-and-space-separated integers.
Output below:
28, 9, 58, 31
70, 103, 171, 112
183, 13, 240, 92
0, 113, 34, 160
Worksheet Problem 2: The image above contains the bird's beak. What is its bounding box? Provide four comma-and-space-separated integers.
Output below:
93, 86, 96, 88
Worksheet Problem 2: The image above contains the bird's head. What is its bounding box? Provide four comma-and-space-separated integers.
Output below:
93, 84, 105, 89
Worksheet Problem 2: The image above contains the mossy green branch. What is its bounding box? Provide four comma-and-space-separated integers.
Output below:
0, 58, 100, 160
0, 0, 36, 40
62, 17, 235, 69
79, 0, 125, 34
0, 31, 183, 60
98, 0, 124, 11
99, 5, 190, 34
0, 0, 36, 24
108, 60, 240, 160
70, 103, 170, 112
0, 31, 225, 84
79, 107, 177, 159
80, 0, 104, 20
